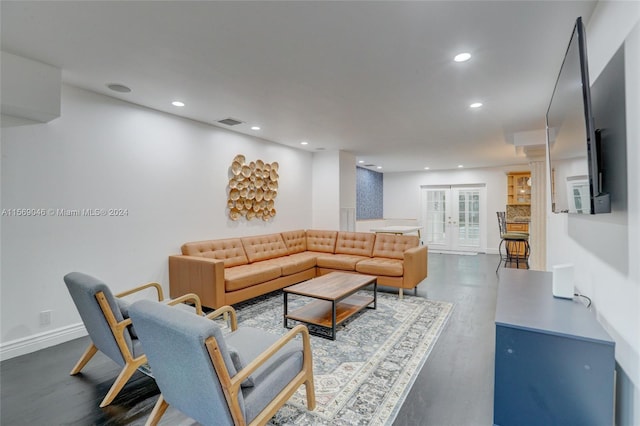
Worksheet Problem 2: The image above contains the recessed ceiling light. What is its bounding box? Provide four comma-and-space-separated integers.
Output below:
470, 102, 483, 108
251, 126, 261, 130
376, 166, 382, 170
106, 83, 131, 93
424, 167, 430, 170
454, 52, 471, 62
172, 101, 185, 107
300, 141, 309, 145
358, 160, 365, 164
458, 165, 464, 168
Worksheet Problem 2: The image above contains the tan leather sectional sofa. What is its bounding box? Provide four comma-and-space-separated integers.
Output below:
169, 229, 428, 309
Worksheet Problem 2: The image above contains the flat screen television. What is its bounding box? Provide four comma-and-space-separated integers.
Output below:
546, 17, 610, 214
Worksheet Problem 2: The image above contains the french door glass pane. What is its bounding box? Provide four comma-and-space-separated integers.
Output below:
458, 190, 480, 246
423, 186, 482, 251
426, 190, 446, 244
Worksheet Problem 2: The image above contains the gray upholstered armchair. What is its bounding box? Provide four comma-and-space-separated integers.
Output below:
64, 272, 202, 408
128, 299, 316, 426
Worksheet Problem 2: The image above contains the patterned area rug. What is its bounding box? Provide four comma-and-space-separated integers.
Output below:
132, 290, 453, 426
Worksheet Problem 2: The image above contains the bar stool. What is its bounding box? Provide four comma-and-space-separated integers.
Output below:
496, 212, 530, 272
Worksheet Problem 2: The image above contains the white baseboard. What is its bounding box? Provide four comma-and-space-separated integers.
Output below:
428, 249, 499, 255
0, 323, 87, 361
429, 250, 479, 255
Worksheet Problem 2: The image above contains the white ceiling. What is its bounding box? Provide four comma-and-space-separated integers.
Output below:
1, 1, 597, 172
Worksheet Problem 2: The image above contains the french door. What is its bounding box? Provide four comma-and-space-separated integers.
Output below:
420, 185, 485, 253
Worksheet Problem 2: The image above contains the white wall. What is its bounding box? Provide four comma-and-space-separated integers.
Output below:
1, 51, 61, 125
312, 150, 357, 231
383, 165, 530, 254
547, 3, 640, 424
311, 151, 340, 230
339, 151, 356, 210
0, 85, 313, 358
339, 151, 356, 231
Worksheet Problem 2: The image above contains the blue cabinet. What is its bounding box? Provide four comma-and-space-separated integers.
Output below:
494, 269, 615, 426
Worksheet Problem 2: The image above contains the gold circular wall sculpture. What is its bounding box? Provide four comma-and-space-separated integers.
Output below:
228, 154, 279, 221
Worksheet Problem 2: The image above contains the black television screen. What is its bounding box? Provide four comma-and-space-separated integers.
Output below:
546, 17, 610, 214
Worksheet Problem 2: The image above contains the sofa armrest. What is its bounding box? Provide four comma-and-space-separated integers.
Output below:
169, 255, 226, 309
402, 245, 428, 288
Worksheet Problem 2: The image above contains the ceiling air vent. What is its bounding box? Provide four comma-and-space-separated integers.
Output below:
364, 164, 376, 167
218, 117, 243, 126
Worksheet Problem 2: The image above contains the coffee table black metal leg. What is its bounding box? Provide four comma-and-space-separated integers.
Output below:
283, 292, 289, 329
332, 301, 337, 340
367, 281, 377, 310
374, 281, 377, 309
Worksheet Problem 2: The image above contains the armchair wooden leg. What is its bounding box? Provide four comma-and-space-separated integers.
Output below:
398, 288, 404, 299
70, 343, 98, 375
145, 394, 170, 426
304, 376, 316, 410
99, 362, 141, 408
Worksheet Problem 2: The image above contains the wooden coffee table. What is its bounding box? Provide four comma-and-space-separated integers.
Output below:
283, 272, 377, 340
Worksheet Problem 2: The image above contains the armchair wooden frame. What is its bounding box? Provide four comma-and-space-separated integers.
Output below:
145, 305, 316, 426
70, 281, 202, 408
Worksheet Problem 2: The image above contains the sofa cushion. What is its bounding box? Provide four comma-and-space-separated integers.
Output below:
306, 230, 338, 253
286, 251, 321, 263
316, 254, 368, 271
262, 253, 317, 276
224, 263, 282, 292
356, 257, 404, 277
372, 234, 419, 260
281, 230, 307, 254
335, 232, 375, 257
181, 239, 248, 267
241, 234, 289, 263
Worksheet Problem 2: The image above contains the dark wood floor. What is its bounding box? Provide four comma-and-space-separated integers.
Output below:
393, 253, 498, 426
1, 253, 501, 425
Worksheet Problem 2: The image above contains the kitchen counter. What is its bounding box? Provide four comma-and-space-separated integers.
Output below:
505, 205, 530, 223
